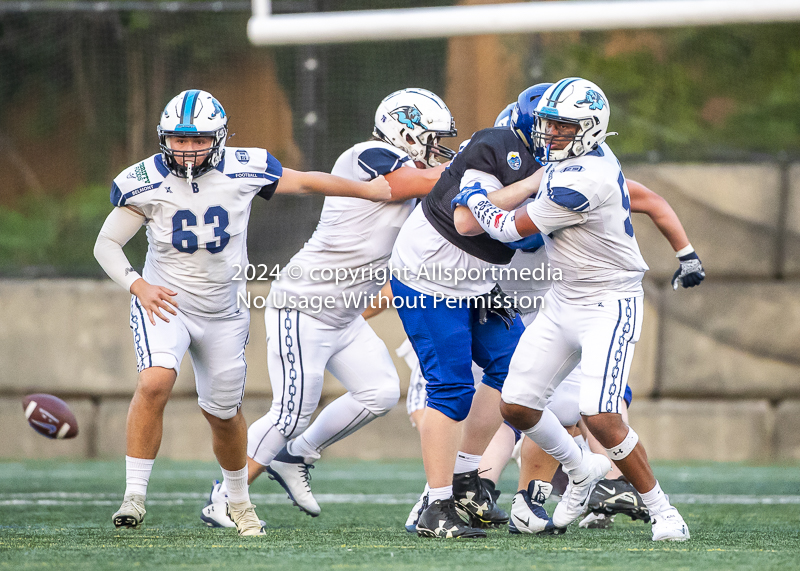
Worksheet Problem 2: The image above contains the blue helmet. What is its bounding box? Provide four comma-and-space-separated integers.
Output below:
510, 83, 553, 155
494, 103, 516, 127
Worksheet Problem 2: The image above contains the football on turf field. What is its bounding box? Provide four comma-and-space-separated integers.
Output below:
22, 394, 79, 439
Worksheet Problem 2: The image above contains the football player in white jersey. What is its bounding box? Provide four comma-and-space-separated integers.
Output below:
198, 88, 457, 526
452, 78, 698, 541
93, 89, 391, 536
404, 94, 703, 535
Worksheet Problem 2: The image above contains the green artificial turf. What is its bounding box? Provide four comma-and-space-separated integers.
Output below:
1, 460, 798, 570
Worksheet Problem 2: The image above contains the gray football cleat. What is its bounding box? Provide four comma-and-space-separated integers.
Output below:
227, 501, 266, 536
112, 493, 146, 528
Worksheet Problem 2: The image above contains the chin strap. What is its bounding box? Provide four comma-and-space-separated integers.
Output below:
186, 163, 194, 185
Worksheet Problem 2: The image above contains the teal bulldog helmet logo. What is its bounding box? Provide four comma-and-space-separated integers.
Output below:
576, 89, 606, 111
392, 106, 423, 130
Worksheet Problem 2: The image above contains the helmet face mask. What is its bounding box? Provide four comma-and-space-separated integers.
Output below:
531, 78, 611, 163
158, 89, 228, 181
373, 88, 456, 167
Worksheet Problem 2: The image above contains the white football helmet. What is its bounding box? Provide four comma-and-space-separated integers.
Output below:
532, 78, 612, 163
373, 88, 457, 167
158, 89, 228, 180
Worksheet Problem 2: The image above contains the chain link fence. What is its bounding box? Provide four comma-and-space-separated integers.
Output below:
1, 1, 798, 276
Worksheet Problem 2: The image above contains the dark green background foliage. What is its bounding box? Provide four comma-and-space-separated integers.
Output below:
542, 24, 800, 159
1, 2, 798, 275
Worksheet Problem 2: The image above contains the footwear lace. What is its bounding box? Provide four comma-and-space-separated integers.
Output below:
121, 497, 145, 516
299, 463, 314, 486
418, 494, 429, 518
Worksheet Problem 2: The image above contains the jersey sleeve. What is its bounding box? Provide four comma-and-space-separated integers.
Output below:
109, 154, 167, 208
222, 148, 282, 200
257, 152, 284, 200
525, 197, 587, 234
356, 147, 410, 180
525, 166, 601, 234
459, 168, 503, 194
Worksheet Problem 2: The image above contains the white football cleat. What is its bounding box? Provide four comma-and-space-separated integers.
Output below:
266, 447, 321, 517
509, 480, 558, 535
651, 506, 690, 541
405, 485, 430, 533
579, 511, 615, 529
553, 452, 612, 529
200, 480, 235, 528
227, 501, 266, 537
112, 493, 146, 528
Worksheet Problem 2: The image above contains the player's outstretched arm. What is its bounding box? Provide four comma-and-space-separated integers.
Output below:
453, 169, 544, 236
627, 179, 705, 289
275, 168, 392, 202
383, 163, 447, 202
93, 207, 178, 325
627, 180, 690, 252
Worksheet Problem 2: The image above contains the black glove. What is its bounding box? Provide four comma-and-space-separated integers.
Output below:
672, 251, 705, 290
477, 284, 519, 329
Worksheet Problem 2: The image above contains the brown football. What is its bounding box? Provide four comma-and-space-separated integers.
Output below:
22, 394, 79, 439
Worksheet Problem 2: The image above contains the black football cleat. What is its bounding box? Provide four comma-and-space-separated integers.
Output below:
481, 477, 501, 503
453, 470, 509, 528
416, 498, 487, 539
587, 476, 650, 523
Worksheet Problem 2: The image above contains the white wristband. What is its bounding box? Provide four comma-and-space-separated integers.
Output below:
675, 244, 694, 258
466, 194, 523, 243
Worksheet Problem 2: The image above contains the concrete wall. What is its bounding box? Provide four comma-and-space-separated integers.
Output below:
1, 161, 799, 461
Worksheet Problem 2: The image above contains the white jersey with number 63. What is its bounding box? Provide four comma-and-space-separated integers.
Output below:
110, 148, 283, 317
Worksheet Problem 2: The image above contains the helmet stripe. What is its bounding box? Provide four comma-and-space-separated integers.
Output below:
548, 77, 580, 106
181, 89, 201, 125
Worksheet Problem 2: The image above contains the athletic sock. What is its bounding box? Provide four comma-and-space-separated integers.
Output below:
287, 436, 318, 463
428, 485, 453, 503
288, 394, 376, 463
640, 481, 671, 514
522, 408, 584, 473
453, 451, 481, 475
246, 415, 289, 467
124, 456, 154, 498
221, 466, 250, 505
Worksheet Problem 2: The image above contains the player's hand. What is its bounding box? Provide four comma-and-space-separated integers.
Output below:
672, 252, 705, 290
507, 232, 545, 253
365, 175, 392, 202
450, 183, 487, 210
130, 278, 178, 324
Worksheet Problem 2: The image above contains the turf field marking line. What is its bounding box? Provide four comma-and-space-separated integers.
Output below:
2, 493, 800, 506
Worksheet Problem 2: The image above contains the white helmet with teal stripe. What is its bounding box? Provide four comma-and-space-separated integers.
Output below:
373, 88, 457, 167
532, 78, 612, 163
158, 89, 228, 179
